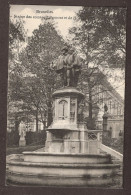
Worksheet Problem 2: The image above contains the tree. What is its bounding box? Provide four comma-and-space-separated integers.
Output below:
8, 19, 26, 132
9, 19, 26, 61
19, 22, 66, 130
77, 67, 104, 129
70, 7, 126, 68
70, 7, 126, 129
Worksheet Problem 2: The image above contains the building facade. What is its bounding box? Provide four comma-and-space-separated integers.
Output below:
95, 77, 124, 138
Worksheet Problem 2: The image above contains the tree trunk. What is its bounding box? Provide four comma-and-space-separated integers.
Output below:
89, 92, 93, 129
88, 85, 94, 130
36, 108, 39, 132
14, 115, 20, 146
15, 115, 20, 132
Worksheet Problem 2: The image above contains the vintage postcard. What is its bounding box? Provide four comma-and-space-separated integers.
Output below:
6, 4, 126, 188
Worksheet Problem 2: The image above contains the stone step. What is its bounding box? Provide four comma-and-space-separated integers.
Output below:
6, 172, 118, 187
6, 151, 122, 186
7, 160, 120, 185
22, 152, 112, 164
100, 149, 123, 176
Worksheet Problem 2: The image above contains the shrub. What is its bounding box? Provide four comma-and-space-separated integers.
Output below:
7, 131, 20, 146
25, 130, 46, 146
7, 130, 46, 147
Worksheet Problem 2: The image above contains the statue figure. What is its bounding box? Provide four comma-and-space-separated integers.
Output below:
104, 104, 108, 113
19, 122, 26, 138
55, 46, 82, 87
19, 121, 26, 146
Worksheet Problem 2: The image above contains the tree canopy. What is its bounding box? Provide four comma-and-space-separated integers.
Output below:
17, 22, 66, 130
8, 20, 66, 132
69, 7, 126, 69
69, 7, 126, 129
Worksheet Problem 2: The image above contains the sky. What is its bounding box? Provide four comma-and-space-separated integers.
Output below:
9, 5, 125, 98
10, 5, 81, 39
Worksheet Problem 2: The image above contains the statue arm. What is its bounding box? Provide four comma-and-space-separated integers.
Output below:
55, 56, 64, 72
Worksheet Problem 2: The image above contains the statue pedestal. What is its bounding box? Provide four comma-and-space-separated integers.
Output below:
45, 87, 100, 154
19, 137, 26, 147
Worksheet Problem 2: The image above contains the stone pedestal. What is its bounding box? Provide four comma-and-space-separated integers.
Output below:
103, 112, 108, 131
45, 87, 100, 154
19, 137, 26, 147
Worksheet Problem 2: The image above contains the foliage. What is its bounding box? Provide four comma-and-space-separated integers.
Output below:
8, 19, 27, 132
9, 19, 26, 62
102, 133, 123, 154
15, 22, 65, 129
6, 130, 46, 148
70, 7, 126, 128
6, 130, 20, 146
70, 7, 126, 68
77, 66, 107, 129
8, 21, 66, 132
25, 130, 46, 145
9, 20, 25, 45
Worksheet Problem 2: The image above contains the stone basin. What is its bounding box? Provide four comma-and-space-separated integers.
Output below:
23, 152, 112, 164
7, 172, 115, 187
6, 152, 120, 186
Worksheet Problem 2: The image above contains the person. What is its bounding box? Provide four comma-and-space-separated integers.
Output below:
55, 46, 82, 87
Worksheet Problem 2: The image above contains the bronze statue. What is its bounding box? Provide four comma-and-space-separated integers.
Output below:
55, 46, 82, 87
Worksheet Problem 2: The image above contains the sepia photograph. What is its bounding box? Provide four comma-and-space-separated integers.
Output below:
6, 4, 126, 188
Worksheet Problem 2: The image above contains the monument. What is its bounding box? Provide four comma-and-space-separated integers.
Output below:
7, 47, 120, 187
46, 46, 99, 154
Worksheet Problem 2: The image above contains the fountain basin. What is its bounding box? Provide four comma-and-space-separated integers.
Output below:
7, 161, 119, 178
7, 172, 115, 187
23, 152, 112, 164
6, 152, 120, 186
